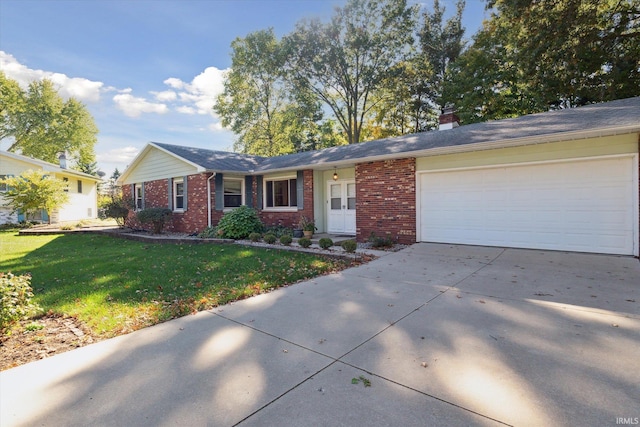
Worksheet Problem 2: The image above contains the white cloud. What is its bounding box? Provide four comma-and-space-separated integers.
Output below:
97, 146, 140, 164
0, 51, 103, 103
152, 90, 177, 102
164, 66, 228, 115
113, 93, 168, 118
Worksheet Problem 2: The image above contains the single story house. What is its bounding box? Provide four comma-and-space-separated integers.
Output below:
118, 97, 640, 256
0, 150, 100, 224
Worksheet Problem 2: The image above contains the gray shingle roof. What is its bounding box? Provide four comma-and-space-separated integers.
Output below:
156, 97, 640, 173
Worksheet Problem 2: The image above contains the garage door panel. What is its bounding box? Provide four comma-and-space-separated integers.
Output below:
420, 157, 635, 255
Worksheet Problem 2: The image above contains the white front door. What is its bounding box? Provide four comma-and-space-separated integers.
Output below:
327, 180, 356, 234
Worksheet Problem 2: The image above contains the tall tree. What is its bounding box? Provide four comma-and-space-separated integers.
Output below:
284, 0, 418, 144
418, 0, 465, 110
0, 73, 98, 167
445, 0, 640, 122
214, 29, 325, 156
0, 170, 69, 224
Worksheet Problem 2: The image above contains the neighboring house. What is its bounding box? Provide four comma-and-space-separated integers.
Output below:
118, 97, 640, 256
0, 151, 100, 224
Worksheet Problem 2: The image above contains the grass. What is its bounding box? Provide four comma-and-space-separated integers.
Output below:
0, 231, 351, 337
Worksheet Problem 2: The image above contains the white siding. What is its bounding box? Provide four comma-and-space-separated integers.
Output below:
123, 148, 199, 184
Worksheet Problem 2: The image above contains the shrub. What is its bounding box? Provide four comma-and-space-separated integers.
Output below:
216, 206, 263, 239
264, 224, 292, 238
319, 237, 334, 250
263, 233, 277, 244
279, 235, 293, 246
298, 237, 312, 248
1, 273, 40, 331
249, 232, 262, 242
198, 226, 219, 238
341, 240, 357, 253
368, 232, 395, 248
100, 196, 130, 227
136, 208, 173, 234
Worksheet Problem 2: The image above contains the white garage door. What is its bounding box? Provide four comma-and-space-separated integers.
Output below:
419, 156, 636, 255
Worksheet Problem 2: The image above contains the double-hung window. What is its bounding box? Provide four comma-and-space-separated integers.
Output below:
223, 179, 243, 208
77, 180, 83, 194
265, 178, 297, 208
173, 178, 184, 210
0, 175, 7, 192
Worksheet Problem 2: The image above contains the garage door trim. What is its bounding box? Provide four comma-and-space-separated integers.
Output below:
415, 153, 639, 256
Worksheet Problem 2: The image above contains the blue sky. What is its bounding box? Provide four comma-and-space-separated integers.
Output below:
0, 0, 488, 177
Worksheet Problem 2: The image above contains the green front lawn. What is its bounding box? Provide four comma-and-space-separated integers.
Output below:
0, 231, 350, 336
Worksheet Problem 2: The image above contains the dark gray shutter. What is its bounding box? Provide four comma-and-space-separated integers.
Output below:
215, 173, 224, 210
168, 178, 173, 210
131, 184, 135, 207
296, 170, 304, 210
256, 175, 263, 210
245, 176, 253, 208
183, 176, 188, 211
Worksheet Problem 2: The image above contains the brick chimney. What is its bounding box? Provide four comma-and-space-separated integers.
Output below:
438, 105, 459, 130
58, 152, 67, 169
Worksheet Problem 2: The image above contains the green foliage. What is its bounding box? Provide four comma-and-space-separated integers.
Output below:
136, 208, 172, 234
298, 216, 317, 232
198, 226, 219, 239
214, 29, 330, 156
264, 224, 292, 238
352, 375, 372, 387
279, 235, 293, 246
368, 232, 395, 248
263, 233, 277, 244
285, 0, 419, 144
298, 237, 312, 248
0, 170, 70, 224
216, 205, 264, 239
445, 0, 640, 122
99, 195, 130, 227
319, 237, 334, 250
0, 272, 40, 331
249, 232, 262, 242
341, 240, 358, 253
0, 73, 98, 165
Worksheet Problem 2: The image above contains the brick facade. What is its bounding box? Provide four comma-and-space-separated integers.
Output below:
355, 158, 416, 245
123, 170, 315, 233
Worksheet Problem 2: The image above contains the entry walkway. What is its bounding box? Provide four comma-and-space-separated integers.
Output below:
1, 244, 638, 426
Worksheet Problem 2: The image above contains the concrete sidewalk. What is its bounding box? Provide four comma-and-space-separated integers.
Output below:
1, 244, 639, 426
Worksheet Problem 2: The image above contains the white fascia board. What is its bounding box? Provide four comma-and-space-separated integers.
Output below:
117, 142, 206, 184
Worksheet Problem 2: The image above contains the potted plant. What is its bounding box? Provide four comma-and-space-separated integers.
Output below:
299, 216, 316, 238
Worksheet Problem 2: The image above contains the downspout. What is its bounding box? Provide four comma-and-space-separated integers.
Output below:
207, 172, 216, 228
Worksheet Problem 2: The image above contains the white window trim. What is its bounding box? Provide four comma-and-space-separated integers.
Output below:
134, 183, 143, 211
263, 175, 298, 211
223, 177, 245, 211
173, 178, 185, 212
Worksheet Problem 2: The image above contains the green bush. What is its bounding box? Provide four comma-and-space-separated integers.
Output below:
279, 235, 293, 246
136, 208, 172, 234
368, 232, 395, 248
319, 237, 334, 250
249, 232, 262, 242
298, 237, 312, 248
198, 226, 219, 238
263, 233, 277, 244
264, 224, 292, 238
99, 196, 130, 227
216, 206, 264, 239
1, 273, 40, 331
341, 240, 357, 253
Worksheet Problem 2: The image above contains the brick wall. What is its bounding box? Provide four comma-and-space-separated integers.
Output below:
259, 170, 314, 228
123, 170, 315, 233
355, 158, 416, 245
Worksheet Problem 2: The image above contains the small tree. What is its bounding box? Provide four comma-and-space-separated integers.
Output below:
0, 170, 69, 224
136, 208, 172, 234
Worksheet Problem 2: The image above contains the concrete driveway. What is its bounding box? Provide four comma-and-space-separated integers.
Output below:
1, 243, 639, 426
